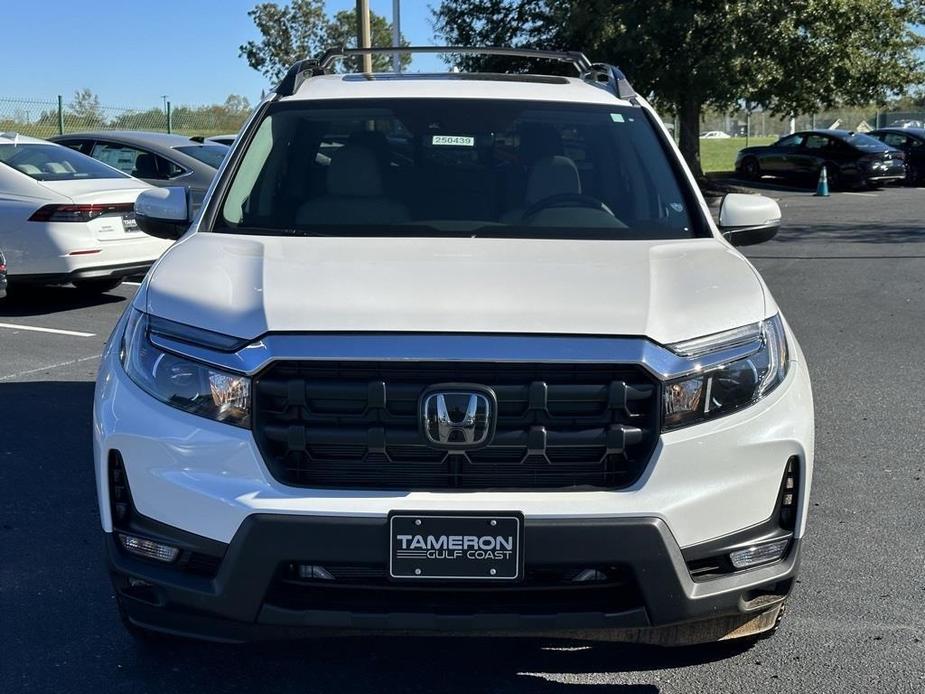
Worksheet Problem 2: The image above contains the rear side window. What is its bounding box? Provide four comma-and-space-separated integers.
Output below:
843, 133, 887, 151
804, 135, 833, 150
0, 143, 127, 181
90, 143, 185, 180
217, 98, 697, 240
174, 144, 228, 169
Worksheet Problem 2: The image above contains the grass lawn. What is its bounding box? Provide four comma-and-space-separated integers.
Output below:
699, 136, 776, 173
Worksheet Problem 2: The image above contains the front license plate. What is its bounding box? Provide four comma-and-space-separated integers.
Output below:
389, 513, 522, 581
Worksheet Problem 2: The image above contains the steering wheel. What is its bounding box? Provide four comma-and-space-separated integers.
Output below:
521, 193, 614, 222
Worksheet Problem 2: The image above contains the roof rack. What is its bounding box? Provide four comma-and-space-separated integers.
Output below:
274, 45, 636, 101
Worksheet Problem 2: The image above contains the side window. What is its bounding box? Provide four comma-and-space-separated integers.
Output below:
777, 134, 805, 149
804, 135, 831, 150
883, 133, 908, 148
56, 139, 91, 154
89, 142, 185, 180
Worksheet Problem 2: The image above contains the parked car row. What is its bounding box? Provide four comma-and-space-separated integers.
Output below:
0, 131, 231, 296
734, 129, 914, 189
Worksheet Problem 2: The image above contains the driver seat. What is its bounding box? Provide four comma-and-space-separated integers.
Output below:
501, 155, 581, 224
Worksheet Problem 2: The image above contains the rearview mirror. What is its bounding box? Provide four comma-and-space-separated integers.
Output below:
135, 187, 191, 240
718, 193, 781, 247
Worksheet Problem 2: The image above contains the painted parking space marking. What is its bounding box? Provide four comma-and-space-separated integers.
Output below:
0, 353, 102, 381
843, 192, 878, 197
0, 322, 95, 337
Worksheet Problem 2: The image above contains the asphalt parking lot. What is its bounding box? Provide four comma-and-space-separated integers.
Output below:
1, 186, 923, 693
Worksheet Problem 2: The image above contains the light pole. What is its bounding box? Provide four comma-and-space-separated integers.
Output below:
392, 0, 401, 73
357, 0, 372, 73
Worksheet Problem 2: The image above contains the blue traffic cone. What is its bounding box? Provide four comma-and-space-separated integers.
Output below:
815, 166, 830, 197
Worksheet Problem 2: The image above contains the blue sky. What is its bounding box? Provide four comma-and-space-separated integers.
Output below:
0, 0, 440, 109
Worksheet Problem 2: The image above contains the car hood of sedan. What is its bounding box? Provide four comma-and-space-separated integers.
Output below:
142, 232, 770, 345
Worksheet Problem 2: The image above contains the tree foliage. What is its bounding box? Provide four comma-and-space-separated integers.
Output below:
433, 0, 925, 178
69, 88, 104, 128
240, 0, 409, 82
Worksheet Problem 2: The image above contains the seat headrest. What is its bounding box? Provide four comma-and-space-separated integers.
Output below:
132, 153, 159, 179
518, 123, 564, 164
525, 155, 581, 206
327, 145, 383, 197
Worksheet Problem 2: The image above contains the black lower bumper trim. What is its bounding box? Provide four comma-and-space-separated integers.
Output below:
11, 261, 152, 284
108, 514, 801, 642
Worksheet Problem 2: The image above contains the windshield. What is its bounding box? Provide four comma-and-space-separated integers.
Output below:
216, 99, 697, 239
0, 143, 127, 181
174, 144, 229, 168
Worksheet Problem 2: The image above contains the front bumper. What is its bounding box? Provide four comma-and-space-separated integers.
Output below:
110, 513, 799, 643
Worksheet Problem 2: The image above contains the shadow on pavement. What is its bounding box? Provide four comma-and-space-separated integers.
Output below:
125, 634, 750, 692
0, 284, 125, 317
774, 222, 925, 245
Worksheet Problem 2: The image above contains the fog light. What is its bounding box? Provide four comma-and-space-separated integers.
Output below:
297, 564, 335, 580
118, 533, 180, 563
729, 539, 789, 569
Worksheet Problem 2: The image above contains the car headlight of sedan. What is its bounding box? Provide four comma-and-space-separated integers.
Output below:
663, 315, 789, 431
120, 308, 250, 427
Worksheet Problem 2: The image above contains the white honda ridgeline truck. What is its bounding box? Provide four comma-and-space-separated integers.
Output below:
95, 46, 814, 646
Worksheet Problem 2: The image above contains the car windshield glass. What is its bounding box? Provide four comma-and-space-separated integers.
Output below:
174, 144, 228, 168
844, 133, 887, 150
0, 143, 128, 181
216, 99, 697, 240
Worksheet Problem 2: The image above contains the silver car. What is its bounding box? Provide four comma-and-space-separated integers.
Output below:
51, 131, 228, 210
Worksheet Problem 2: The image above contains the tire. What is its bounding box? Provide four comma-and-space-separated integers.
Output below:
741, 157, 760, 181
73, 278, 123, 294
905, 166, 921, 187
823, 163, 840, 191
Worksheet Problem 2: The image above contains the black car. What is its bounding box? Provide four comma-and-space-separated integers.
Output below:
869, 127, 925, 185
735, 130, 905, 189
0, 248, 7, 299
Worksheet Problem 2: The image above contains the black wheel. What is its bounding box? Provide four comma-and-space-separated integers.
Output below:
73, 278, 123, 294
741, 157, 760, 180
823, 163, 840, 191
905, 165, 921, 187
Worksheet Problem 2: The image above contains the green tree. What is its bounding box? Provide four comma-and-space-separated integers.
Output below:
240, 0, 409, 82
69, 88, 105, 128
433, 0, 925, 179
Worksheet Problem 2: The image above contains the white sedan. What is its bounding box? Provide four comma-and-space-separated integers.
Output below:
699, 130, 731, 139
0, 133, 172, 292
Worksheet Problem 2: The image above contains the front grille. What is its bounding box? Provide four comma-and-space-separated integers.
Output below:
252, 361, 660, 490
267, 563, 642, 615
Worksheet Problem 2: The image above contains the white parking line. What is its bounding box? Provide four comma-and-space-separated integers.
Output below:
0, 322, 95, 337
0, 353, 101, 381
843, 192, 878, 197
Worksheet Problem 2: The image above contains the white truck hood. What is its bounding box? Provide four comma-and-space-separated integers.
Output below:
143, 233, 769, 345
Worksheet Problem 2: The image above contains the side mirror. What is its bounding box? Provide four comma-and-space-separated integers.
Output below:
718, 193, 781, 247
135, 187, 191, 240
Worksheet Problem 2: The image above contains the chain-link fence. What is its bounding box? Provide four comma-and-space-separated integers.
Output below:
0, 96, 251, 139
696, 107, 925, 139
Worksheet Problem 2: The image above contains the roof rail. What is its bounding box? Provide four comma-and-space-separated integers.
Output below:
583, 63, 637, 101
274, 45, 636, 101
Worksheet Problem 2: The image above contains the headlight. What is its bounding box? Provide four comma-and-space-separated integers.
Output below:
120, 308, 251, 427
663, 315, 789, 431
